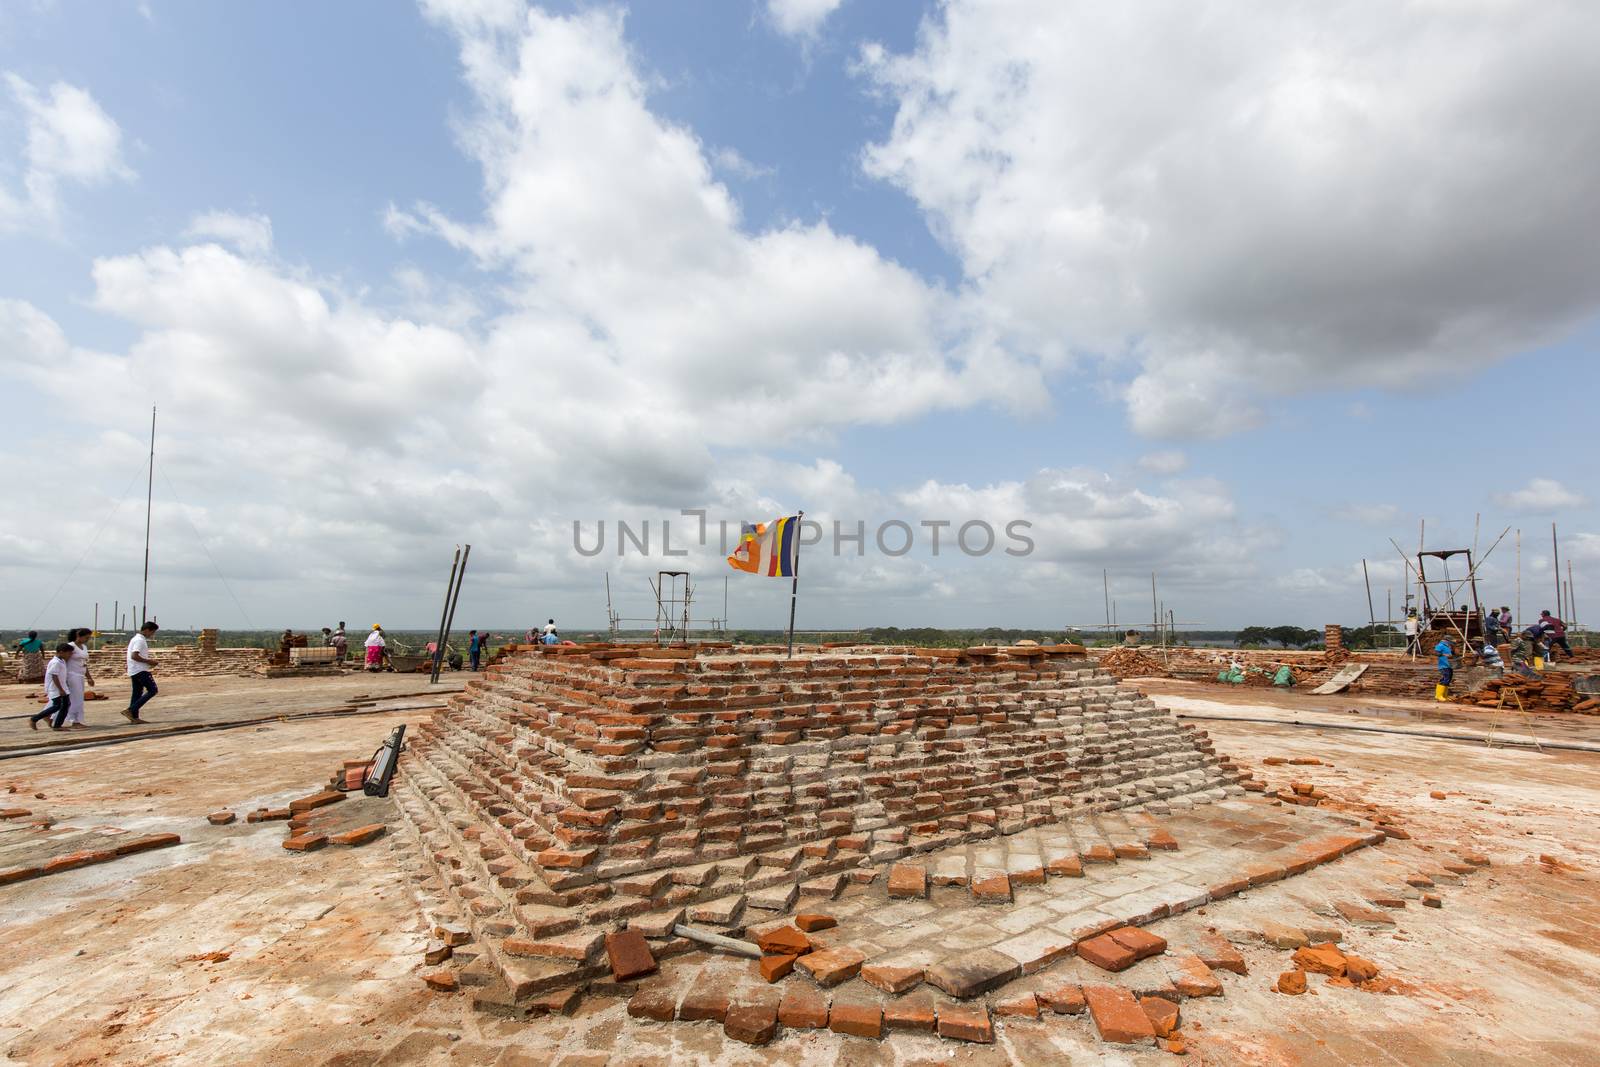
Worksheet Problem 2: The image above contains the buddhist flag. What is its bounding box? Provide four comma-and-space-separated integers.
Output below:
728, 515, 800, 578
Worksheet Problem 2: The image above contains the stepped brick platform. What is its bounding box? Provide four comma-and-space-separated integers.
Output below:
394, 643, 1256, 1002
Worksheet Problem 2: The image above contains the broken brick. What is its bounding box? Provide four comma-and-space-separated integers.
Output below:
423, 970, 458, 992
627, 988, 677, 1021
794, 913, 836, 932
759, 954, 797, 983
329, 823, 386, 847
754, 925, 811, 957
1292, 943, 1346, 977
925, 948, 1019, 998
936, 1001, 994, 1043
993, 992, 1039, 1018
1084, 985, 1155, 1045
1077, 933, 1138, 972
1140, 996, 1180, 1038
423, 940, 452, 966
1039, 984, 1086, 1014
1107, 926, 1167, 961
282, 833, 327, 852
1169, 955, 1224, 998
796, 946, 865, 987
1344, 956, 1380, 982
1276, 970, 1307, 996
604, 929, 657, 981
206, 811, 236, 826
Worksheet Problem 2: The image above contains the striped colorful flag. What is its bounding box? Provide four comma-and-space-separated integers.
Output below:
728, 515, 800, 578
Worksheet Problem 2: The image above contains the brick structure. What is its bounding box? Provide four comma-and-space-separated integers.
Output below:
76, 643, 267, 679
394, 643, 1246, 1002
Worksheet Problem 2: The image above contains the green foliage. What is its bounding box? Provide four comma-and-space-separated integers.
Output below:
1236, 625, 1321, 649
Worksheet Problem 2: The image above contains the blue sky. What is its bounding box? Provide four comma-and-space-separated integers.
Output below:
1, 0, 1596, 634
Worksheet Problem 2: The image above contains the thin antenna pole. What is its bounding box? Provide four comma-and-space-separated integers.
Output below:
1552, 523, 1562, 619
1362, 560, 1376, 629
141, 405, 155, 626
785, 512, 804, 657
1150, 572, 1159, 641
1516, 528, 1522, 625
723, 575, 728, 634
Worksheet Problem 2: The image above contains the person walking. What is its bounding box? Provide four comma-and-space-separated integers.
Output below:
365, 625, 387, 672
14, 631, 45, 683
29, 643, 76, 730
1539, 610, 1573, 661
63, 627, 95, 729
125, 621, 159, 722
468, 629, 482, 671
1433, 637, 1454, 702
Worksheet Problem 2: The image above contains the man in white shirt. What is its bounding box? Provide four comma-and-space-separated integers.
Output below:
125, 621, 160, 723
543, 618, 557, 637
30, 643, 76, 730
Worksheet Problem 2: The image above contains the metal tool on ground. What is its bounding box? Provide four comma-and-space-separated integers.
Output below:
1484, 688, 1543, 752
364, 724, 407, 797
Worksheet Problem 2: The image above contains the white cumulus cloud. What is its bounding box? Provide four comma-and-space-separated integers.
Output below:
184, 211, 274, 256
1, 74, 132, 230
767, 0, 845, 38
1493, 478, 1585, 512
862, 1, 1600, 439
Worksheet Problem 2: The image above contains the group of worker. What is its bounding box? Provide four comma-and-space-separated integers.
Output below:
1429, 606, 1575, 702
17, 622, 161, 730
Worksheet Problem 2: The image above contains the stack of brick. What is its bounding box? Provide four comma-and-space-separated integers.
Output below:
392, 643, 1247, 1005
78, 643, 267, 679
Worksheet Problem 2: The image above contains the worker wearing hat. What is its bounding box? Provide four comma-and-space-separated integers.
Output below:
1433, 637, 1454, 702
364, 625, 387, 672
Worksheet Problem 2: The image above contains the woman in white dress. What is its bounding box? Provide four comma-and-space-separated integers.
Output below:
65, 627, 96, 729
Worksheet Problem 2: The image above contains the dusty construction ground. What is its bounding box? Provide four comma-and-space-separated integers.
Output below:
0, 676, 1596, 1065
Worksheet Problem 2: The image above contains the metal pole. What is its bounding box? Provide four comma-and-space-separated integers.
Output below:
429, 547, 462, 683
141, 405, 155, 626
93, 603, 98, 649
786, 512, 803, 657
439, 545, 470, 676
1103, 569, 1111, 643
1552, 523, 1562, 618
1362, 560, 1376, 629
1516, 528, 1522, 626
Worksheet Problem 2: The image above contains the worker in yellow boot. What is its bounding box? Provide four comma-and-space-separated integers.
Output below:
1433, 638, 1454, 701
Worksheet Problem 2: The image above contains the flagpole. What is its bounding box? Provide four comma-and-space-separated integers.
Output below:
787, 510, 804, 657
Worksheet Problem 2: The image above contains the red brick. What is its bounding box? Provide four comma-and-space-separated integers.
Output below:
114, 833, 181, 856
424, 940, 452, 966
754, 925, 811, 956
759, 954, 797, 982
1077, 933, 1138, 972
282, 834, 326, 852
1039, 984, 1086, 1014
970, 872, 1012, 903
1276, 970, 1307, 995
993, 993, 1039, 1018
604, 929, 657, 981
883, 992, 936, 1031
1140, 995, 1180, 1038
1084, 985, 1155, 1045
936, 1002, 993, 1044
1344, 956, 1380, 982
794, 913, 836, 932
423, 970, 458, 992
1292, 943, 1346, 977
288, 790, 345, 814
1170, 955, 1224, 997
860, 965, 923, 994
329, 823, 386, 847
1046, 853, 1084, 877
724, 1002, 778, 1045
627, 987, 677, 1021
796, 946, 865, 987
887, 862, 928, 899
680, 984, 730, 1022
206, 811, 236, 825
527, 986, 581, 1016
777, 987, 829, 1029
828, 999, 883, 1039
1107, 926, 1166, 961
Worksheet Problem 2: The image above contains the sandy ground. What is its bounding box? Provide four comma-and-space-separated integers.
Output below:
0, 676, 1597, 1066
